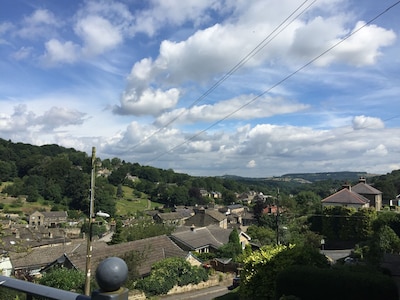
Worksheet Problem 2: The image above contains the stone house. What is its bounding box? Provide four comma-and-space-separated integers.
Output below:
153, 211, 192, 226
184, 207, 227, 229
321, 178, 383, 211
29, 211, 68, 227
170, 226, 232, 254
321, 184, 370, 210
170, 225, 251, 254
351, 177, 382, 211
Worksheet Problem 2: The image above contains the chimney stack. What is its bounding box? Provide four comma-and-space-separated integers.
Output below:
342, 182, 351, 191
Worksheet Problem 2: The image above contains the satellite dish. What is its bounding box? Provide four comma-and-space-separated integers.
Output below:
96, 211, 110, 218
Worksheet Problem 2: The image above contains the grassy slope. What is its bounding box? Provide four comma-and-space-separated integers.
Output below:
0, 183, 162, 217
115, 185, 163, 216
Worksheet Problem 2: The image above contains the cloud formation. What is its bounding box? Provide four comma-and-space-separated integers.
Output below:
0, 0, 399, 177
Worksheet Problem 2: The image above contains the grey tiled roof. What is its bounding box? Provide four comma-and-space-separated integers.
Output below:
170, 226, 231, 250
184, 209, 227, 227
9, 235, 186, 277
351, 182, 382, 195
321, 188, 370, 205
155, 211, 191, 221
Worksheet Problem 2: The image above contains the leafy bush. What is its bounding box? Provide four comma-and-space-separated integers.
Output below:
135, 257, 209, 296
38, 267, 86, 293
240, 244, 329, 300
276, 265, 398, 300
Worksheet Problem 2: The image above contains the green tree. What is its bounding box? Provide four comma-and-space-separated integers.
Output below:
94, 177, 116, 216
373, 211, 400, 236
81, 221, 107, 238
121, 249, 147, 289
240, 244, 329, 300
294, 191, 321, 215
135, 257, 208, 296
246, 225, 276, 246
218, 228, 243, 260
108, 219, 124, 245
222, 190, 236, 205
285, 216, 323, 248
0, 160, 17, 181
38, 268, 85, 293
116, 184, 124, 198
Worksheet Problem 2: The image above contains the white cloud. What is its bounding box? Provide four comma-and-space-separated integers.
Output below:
154, 95, 308, 125
313, 22, 396, 67
247, 160, 256, 168
75, 15, 123, 56
97, 115, 400, 176
0, 104, 35, 132
1, 0, 399, 178
12, 47, 33, 60
131, 0, 222, 36
364, 144, 388, 157
25, 9, 59, 25
352, 115, 384, 130
18, 9, 61, 39
115, 87, 180, 116
42, 39, 80, 64
36, 107, 87, 130
115, 0, 396, 117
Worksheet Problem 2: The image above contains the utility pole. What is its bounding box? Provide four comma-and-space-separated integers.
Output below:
276, 188, 280, 245
84, 146, 96, 296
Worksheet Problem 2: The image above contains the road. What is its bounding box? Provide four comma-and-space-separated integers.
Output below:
321, 249, 352, 262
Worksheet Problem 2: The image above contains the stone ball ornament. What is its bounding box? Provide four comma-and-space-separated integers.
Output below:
95, 257, 128, 292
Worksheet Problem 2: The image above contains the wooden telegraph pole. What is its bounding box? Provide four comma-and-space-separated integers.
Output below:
84, 146, 96, 296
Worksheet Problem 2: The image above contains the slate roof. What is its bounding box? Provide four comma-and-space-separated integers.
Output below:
170, 226, 231, 250
9, 235, 186, 277
184, 208, 227, 227
42, 211, 68, 218
155, 211, 191, 221
1, 226, 70, 252
351, 182, 382, 195
321, 188, 370, 205
31, 211, 68, 218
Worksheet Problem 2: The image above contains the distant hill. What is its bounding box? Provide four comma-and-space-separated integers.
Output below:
222, 171, 376, 184
278, 171, 371, 183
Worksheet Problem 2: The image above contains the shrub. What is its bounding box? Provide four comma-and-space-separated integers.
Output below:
135, 257, 209, 296
276, 265, 398, 300
240, 244, 329, 300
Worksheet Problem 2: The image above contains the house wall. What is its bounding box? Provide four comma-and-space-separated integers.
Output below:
322, 203, 369, 209
0, 257, 13, 276
29, 211, 67, 228
29, 211, 44, 226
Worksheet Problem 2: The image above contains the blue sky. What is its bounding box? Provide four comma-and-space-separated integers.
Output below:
1, 0, 399, 177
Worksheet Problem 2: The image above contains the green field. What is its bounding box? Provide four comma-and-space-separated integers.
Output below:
0, 183, 163, 217
115, 185, 163, 216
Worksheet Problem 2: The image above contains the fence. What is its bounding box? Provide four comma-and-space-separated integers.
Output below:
0, 257, 129, 300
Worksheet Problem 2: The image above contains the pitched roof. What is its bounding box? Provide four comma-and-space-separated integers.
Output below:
321, 188, 370, 205
1, 227, 70, 252
184, 208, 226, 227
155, 211, 191, 221
206, 210, 226, 221
170, 226, 231, 250
351, 182, 382, 195
9, 235, 186, 277
31, 211, 68, 218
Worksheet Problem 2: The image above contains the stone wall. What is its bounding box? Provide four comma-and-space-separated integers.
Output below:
128, 272, 234, 300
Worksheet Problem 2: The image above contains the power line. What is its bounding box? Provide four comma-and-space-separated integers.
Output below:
128, 0, 316, 152
145, 0, 400, 165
